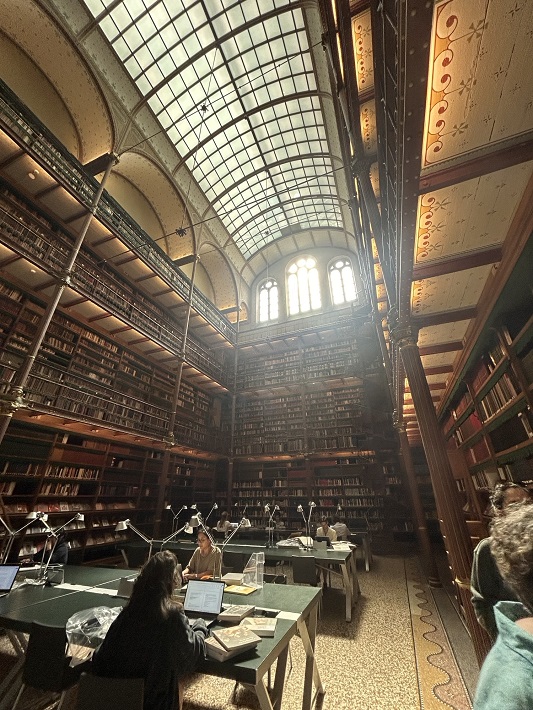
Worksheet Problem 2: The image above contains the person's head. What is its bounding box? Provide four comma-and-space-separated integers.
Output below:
490, 502, 533, 613
129, 550, 180, 614
196, 530, 212, 552
220, 511, 229, 522
491, 482, 530, 515
320, 516, 330, 531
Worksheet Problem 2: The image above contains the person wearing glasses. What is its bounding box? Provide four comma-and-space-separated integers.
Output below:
182, 530, 221, 580
471, 481, 531, 639
92, 550, 208, 710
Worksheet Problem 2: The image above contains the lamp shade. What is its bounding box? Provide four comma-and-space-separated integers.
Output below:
189, 515, 200, 527
115, 520, 129, 532
26, 511, 48, 521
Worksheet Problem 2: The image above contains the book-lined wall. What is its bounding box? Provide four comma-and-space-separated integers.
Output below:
232, 450, 412, 534
442, 311, 533, 509
0, 277, 227, 453
0, 423, 217, 561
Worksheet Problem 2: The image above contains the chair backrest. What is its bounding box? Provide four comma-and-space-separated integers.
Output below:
23, 622, 69, 692
291, 556, 318, 586
76, 673, 144, 710
223, 551, 246, 572
263, 573, 287, 584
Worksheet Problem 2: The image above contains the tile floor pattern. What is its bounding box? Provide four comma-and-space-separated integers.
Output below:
0, 555, 474, 710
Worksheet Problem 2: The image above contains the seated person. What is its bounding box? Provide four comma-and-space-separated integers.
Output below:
471, 482, 531, 639
273, 511, 286, 529
182, 530, 221, 580
474, 502, 533, 709
93, 550, 208, 710
32, 532, 69, 564
332, 516, 351, 541
316, 516, 337, 543
215, 511, 232, 536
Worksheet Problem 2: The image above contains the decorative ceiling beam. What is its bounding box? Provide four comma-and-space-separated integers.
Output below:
419, 340, 463, 357
423, 365, 453, 376
413, 306, 477, 328
412, 247, 502, 280
419, 135, 533, 194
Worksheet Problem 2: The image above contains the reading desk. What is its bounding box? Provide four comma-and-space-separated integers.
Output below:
0, 565, 323, 710
122, 539, 359, 622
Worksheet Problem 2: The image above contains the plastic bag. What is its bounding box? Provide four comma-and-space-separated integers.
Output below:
66, 606, 121, 651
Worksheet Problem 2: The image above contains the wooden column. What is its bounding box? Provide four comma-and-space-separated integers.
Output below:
395, 417, 440, 587
390, 320, 492, 664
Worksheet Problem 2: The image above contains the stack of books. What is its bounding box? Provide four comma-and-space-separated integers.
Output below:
205, 626, 261, 662
218, 604, 256, 623
240, 616, 278, 637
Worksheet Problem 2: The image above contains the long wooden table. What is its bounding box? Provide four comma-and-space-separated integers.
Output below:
122, 539, 360, 622
0, 566, 323, 710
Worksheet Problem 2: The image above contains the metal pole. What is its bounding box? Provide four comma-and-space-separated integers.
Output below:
0, 153, 118, 444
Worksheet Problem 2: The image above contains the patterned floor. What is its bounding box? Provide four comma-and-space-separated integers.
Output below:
0, 555, 475, 710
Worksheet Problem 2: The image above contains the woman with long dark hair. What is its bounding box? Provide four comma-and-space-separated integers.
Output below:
92, 550, 208, 710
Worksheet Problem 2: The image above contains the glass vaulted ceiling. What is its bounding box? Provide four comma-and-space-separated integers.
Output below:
85, 0, 345, 258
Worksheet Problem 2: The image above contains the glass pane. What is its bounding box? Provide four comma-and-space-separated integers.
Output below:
330, 268, 344, 305
341, 264, 357, 302
287, 273, 299, 315
308, 267, 321, 310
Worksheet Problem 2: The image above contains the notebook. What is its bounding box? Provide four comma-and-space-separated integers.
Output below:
0, 564, 20, 597
183, 578, 225, 627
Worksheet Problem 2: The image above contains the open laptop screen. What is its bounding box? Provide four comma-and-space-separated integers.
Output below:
183, 579, 225, 615
0, 564, 20, 593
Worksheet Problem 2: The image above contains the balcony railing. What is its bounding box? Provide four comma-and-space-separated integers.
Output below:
0, 80, 236, 344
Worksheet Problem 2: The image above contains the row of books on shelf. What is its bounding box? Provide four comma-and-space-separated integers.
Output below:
315, 487, 373, 496
317, 497, 383, 508
315, 477, 364, 486
0, 461, 40, 476
45, 465, 100, 479
472, 465, 513, 489
478, 373, 519, 420
40, 482, 82, 496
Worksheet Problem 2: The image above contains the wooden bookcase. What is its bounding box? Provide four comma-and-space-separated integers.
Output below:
442, 312, 533, 508
0, 422, 218, 561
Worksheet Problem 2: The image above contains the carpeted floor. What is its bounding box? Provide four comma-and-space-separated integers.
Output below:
0, 555, 475, 709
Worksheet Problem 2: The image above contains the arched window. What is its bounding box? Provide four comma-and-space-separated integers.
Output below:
329, 257, 357, 305
287, 256, 321, 316
258, 279, 279, 323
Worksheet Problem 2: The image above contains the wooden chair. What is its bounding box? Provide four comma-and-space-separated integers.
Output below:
76, 673, 144, 710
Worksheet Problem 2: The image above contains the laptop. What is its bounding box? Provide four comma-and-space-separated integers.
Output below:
314, 536, 332, 549
0, 564, 20, 597
183, 579, 225, 627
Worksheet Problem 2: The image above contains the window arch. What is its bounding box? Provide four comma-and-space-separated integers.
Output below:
329, 257, 357, 305
287, 256, 321, 316
258, 279, 279, 323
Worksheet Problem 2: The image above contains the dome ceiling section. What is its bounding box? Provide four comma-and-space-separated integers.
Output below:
0, 0, 113, 162
83, 0, 351, 262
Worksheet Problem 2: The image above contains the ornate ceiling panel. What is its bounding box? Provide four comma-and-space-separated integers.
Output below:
411, 265, 492, 316
415, 162, 533, 265
422, 0, 533, 172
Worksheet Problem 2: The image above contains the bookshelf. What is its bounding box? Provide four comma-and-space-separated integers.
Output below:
0, 423, 219, 560
442, 312, 533, 511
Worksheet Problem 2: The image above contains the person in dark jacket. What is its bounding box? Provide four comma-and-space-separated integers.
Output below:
470, 482, 531, 639
33, 532, 69, 564
92, 550, 208, 710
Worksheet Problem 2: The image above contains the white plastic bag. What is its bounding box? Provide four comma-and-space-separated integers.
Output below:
66, 606, 121, 651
